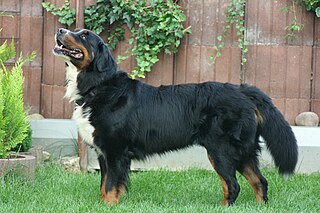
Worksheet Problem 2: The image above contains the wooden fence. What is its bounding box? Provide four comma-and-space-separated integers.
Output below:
1, 0, 320, 124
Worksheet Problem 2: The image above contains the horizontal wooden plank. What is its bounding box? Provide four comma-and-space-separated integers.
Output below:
246, 45, 312, 99
0, 0, 20, 13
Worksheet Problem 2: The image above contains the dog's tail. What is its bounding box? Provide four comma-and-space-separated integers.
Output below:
240, 84, 298, 176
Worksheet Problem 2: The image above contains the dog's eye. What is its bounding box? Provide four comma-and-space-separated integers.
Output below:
80, 34, 87, 40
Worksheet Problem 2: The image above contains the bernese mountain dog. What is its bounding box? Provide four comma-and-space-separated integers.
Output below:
53, 28, 298, 206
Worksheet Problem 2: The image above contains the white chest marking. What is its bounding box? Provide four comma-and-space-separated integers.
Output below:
64, 62, 103, 157
64, 62, 82, 102
72, 105, 94, 146
72, 105, 103, 157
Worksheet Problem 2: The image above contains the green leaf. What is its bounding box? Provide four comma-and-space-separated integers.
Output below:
150, 57, 159, 64
316, 7, 320, 17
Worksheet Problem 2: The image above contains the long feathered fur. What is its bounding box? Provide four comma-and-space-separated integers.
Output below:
53, 28, 298, 206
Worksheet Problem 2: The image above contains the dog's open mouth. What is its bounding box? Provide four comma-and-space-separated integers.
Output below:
54, 38, 83, 59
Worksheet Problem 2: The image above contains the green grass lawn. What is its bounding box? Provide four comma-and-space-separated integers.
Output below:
1, 163, 320, 213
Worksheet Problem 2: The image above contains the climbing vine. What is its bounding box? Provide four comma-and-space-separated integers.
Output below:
211, 0, 248, 65
42, 0, 75, 26
43, 0, 318, 78
296, 0, 320, 16
281, 1, 305, 41
211, 0, 319, 64
42, 0, 191, 79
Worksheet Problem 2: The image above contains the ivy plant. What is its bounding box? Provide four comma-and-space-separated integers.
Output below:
42, 0, 75, 26
211, 0, 248, 65
42, 0, 191, 79
281, 1, 305, 41
296, 0, 320, 16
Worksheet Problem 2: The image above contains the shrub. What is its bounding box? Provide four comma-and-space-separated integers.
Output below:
0, 38, 35, 158
10, 125, 33, 153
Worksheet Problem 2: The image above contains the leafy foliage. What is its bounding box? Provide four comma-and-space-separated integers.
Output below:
42, 0, 75, 26
211, 0, 248, 65
296, 0, 320, 16
0, 40, 15, 62
281, 1, 305, 41
84, 0, 109, 35
10, 126, 33, 153
0, 39, 35, 158
42, 0, 190, 78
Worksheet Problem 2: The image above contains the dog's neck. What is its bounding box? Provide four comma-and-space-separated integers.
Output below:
64, 61, 116, 105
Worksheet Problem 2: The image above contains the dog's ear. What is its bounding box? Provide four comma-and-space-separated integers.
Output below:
95, 41, 117, 73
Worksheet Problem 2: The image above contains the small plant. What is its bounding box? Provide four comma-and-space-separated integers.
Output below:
211, 0, 248, 65
281, 1, 305, 41
0, 38, 36, 158
42, 0, 75, 26
42, 0, 191, 79
10, 126, 33, 153
84, 0, 109, 35
296, 0, 320, 16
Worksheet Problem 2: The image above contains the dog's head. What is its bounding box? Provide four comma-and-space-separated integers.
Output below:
53, 28, 116, 74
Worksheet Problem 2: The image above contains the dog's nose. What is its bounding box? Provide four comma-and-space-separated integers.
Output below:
57, 28, 68, 35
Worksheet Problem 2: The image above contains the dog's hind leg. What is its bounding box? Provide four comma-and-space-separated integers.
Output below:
238, 161, 268, 204
207, 150, 240, 206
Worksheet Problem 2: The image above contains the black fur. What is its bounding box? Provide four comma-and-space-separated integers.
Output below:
54, 28, 298, 205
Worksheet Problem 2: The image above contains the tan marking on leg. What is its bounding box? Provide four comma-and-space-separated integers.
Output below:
208, 154, 228, 206
219, 175, 229, 207
242, 165, 264, 203
100, 175, 107, 198
207, 154, 217, 170
103, 187, 120, 204
117, 184, 126, 198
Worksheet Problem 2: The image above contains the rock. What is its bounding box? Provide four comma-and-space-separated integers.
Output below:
60, 156, 80, 172
27, 113, 45, 120
295, 112, 319, 127
43, 151, 51, 161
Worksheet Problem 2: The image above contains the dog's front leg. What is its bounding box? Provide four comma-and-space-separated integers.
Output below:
99, 153, 130, 205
